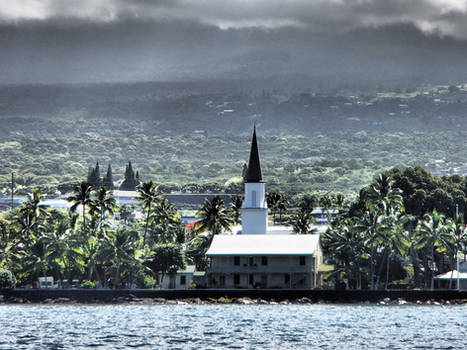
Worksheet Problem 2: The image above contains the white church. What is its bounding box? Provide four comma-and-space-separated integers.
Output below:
206, 126, 323, 289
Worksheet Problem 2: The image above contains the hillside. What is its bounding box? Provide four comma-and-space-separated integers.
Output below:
1, 81, 466, 196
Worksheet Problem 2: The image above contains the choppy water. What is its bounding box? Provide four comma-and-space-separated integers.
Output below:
0, 304, 465, 349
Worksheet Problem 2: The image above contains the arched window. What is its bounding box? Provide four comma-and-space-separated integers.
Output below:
251, 190, 257, 207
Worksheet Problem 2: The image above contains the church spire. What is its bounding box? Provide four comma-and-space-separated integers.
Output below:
245, 125, 263, 183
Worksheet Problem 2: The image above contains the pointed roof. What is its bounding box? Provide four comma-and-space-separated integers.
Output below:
245, 125, 263, 182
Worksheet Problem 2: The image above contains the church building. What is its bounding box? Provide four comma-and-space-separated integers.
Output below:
206, 126, 323, 289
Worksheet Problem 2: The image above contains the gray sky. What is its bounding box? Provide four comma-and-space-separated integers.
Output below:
1, 0, 467, 86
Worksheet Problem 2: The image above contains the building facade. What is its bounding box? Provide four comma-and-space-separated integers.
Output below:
206, 126, 323, 289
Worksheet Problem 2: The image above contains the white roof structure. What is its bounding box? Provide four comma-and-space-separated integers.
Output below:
434, 270, 467, 280
206, 234, 320, 256
39, 199, 72, 209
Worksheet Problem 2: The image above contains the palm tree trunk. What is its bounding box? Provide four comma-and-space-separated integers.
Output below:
143, 203, 151, 248
376, 248, 388, 289
385, 252, 390, 290
431, 246, 435, 290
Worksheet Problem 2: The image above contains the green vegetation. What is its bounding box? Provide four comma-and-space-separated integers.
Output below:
1, 82, 467, 197
0, 267, 16, 289
322, 167, 467, 289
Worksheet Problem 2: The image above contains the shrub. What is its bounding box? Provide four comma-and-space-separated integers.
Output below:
80, 280, 96, 289
0, 268, 16, 289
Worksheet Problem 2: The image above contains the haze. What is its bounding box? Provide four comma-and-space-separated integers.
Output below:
1, 0, 467, 88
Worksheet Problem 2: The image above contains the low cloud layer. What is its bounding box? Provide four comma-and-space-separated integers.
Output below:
2, 0, 467, 38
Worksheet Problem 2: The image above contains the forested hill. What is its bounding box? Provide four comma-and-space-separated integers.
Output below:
0, 81, 466, 196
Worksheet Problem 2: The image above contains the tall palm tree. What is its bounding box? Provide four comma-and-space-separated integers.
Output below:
68, 182, 94, 239
137, 181, 159, 248
195, 196, 233, 237
68, 182, 101, 284
89, 186, 117, 237
415, 210, 454, 288
354, 209, 384, 289
379, 214, 411, 289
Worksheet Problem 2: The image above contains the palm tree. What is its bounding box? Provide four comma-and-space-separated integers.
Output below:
195, 196, 233, 238
291, 211, 316, 234
89, 186, 117, 237
137, 181, 159, 248
20, 188, 47, 219
415, 210, 454, 288
230, 195, 243, 225
277, 196, 289, 223
150, 197, 182, 244
354, 209, 384, 289
68, 182, 101, 284
68, 182, 93, 238
266, 191, 282, 224
322, 219, 366, 289
99, 228, 140, 288
379, 214, 411, 289
369, 173, 403, 216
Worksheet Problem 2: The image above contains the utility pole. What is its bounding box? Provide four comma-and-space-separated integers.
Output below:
11, 172, 14, 210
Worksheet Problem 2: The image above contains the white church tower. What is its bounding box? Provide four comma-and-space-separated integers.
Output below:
241, 126, 268, 234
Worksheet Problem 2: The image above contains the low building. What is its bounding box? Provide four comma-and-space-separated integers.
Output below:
161, 265, 196, 289
206, 234, 322, 289
433, 261, 467, 289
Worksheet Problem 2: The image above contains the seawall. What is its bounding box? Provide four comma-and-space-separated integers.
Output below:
1, 288, 467, 303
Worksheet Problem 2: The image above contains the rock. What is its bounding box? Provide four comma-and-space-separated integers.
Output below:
176, 301, 188, 305
397, 298, 407, 305
217, 297, 232, 304
0, 295, 4, 303
55, 297, 71, 303
153, 297, 166, 303
256, 299, 268, 304
235, 298, 254, 305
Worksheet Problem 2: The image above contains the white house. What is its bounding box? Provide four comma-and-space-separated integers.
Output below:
160, 265, 196, 289
206, 126, 323, 289
207, 235, 322, 289
433, 261, 467, 290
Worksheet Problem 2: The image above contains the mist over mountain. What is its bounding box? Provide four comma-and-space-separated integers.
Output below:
1, 19, 467, 89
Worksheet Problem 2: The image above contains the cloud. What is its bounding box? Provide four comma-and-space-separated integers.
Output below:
1, 0, 467, 38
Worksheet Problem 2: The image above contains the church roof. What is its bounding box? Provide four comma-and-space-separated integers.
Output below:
206, 234, 320, 256
244, 125, 263, 182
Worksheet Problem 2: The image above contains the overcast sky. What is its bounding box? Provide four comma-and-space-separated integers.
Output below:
2, 0, 467, 86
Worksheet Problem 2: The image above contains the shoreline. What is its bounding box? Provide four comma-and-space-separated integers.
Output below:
1, 288, 467, 305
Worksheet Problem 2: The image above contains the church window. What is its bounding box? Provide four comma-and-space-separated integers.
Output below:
251, 190, 257, 207
234, 256, 240, 266
300, 256, 306, 265
234, 274, 240, 285
261, 256, 268, 266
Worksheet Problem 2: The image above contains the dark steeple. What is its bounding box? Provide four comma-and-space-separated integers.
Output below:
245, 125, 263, 182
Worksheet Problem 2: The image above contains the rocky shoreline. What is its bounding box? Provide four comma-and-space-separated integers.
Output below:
2, 294, 467, 306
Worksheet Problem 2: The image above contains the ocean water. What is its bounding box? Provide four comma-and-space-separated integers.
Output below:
0, 304, 465, 349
